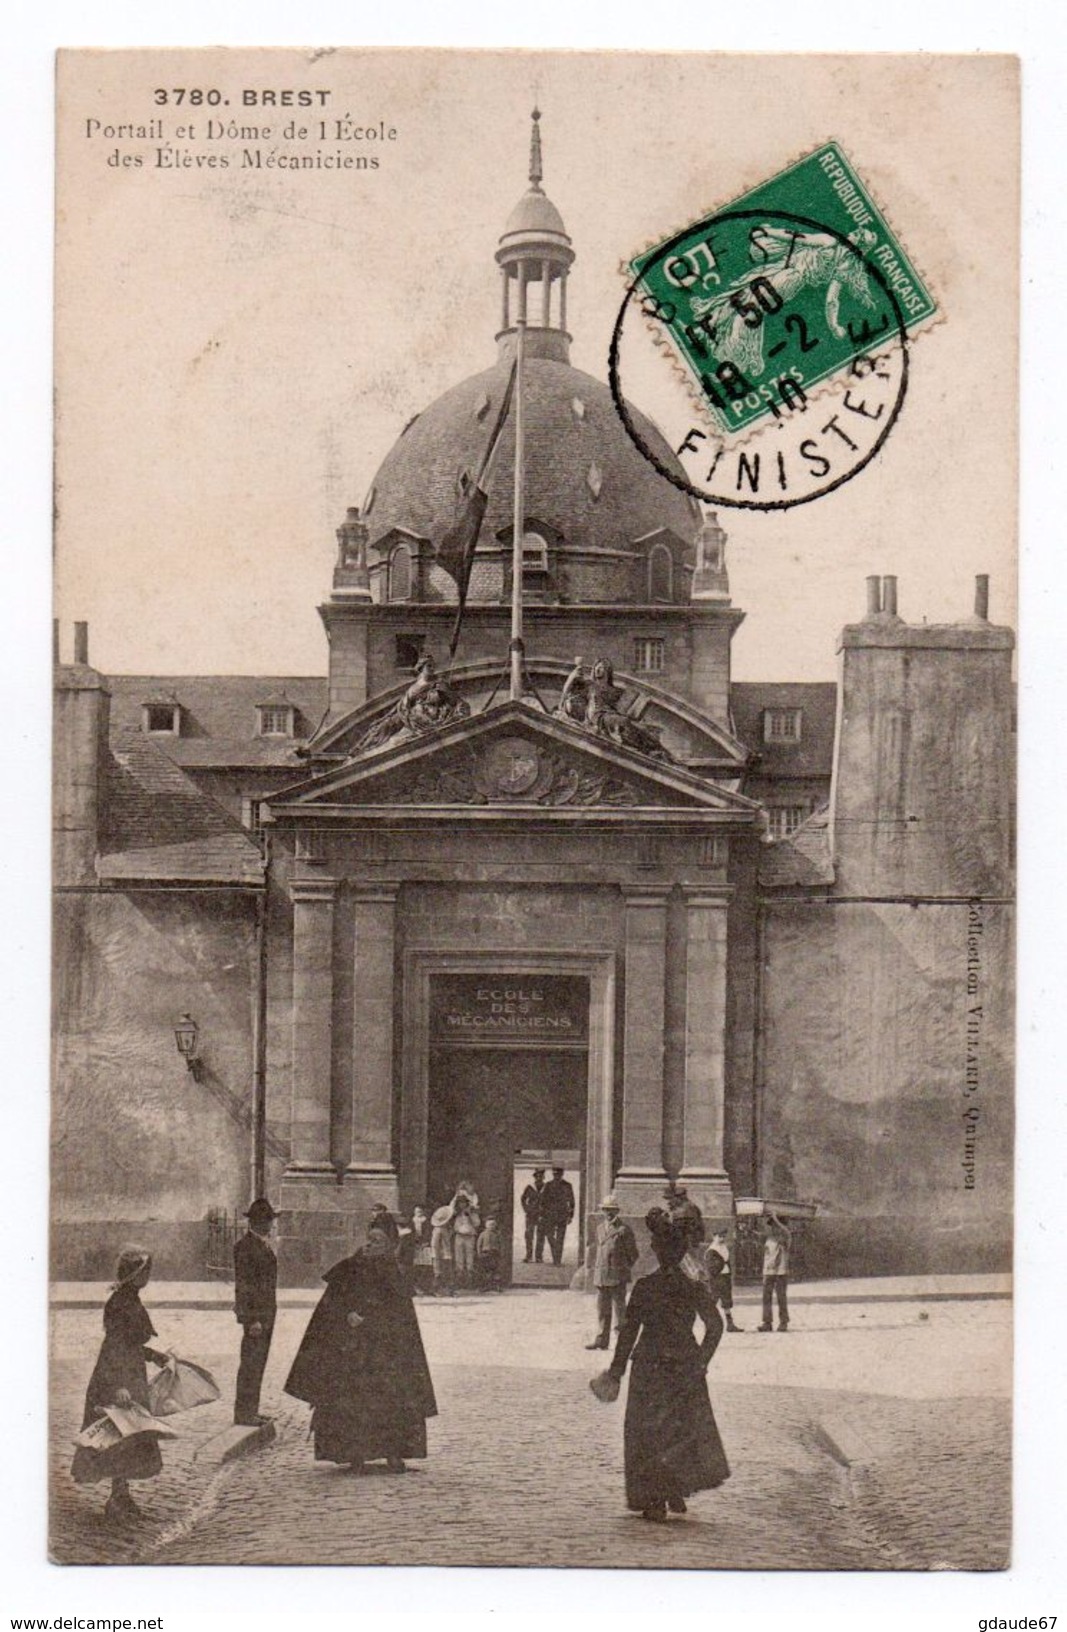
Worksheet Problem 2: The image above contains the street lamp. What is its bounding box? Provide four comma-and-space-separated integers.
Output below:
174, 1013, 204, 1082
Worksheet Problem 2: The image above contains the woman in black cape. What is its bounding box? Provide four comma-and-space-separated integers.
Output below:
71, 1245, 170, 1523
284, 1223, 438, 1473
606, 1208, 730, 1520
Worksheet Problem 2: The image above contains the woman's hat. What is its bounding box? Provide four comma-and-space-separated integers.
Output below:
112, 1245, 151, 1288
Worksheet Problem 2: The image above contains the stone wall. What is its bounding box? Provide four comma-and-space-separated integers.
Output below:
51, 889, 270, 1280
760, 898, 1013, 1275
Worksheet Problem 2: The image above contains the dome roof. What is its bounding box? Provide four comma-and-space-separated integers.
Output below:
363, 358, 703, 577
502, 186, 569, 241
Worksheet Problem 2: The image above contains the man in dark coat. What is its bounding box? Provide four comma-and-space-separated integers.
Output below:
521, 1168, 545, 1263
284, 1224, 438, 1473
233, 1198, 278, 1426
539, 1166, 575, 1265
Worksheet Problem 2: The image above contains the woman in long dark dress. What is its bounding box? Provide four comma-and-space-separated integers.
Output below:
606, 1208, 730, 1520
71, 1246, 170, 1524
284, 1223, 438, 1473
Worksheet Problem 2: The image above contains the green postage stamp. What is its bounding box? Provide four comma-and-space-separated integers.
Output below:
628, 142, 937, 437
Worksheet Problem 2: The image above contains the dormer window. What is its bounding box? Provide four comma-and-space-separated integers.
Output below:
763, 708, 803, 743
142, 701, 180, 735
648, 543, 674, 602
257, 704, 294, 738
389, 543, 413, 601
522, 531, 549, 574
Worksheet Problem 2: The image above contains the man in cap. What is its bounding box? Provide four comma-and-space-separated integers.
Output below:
520, 1168, 546, 1263
233, 1197, 278, 1426
586, 1195, 639, 1349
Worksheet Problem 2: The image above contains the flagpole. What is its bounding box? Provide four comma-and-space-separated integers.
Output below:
509, 318, 526, 701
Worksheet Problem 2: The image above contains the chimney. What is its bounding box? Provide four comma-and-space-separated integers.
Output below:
865, 575, 882, 618
974, 574, 990, 621
53, 621, 110, 886
881, 575, 898, 618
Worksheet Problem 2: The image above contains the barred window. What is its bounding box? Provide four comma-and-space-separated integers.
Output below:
633, 637, 665, 674
763, 708, 803, 743
766, 805, 808, 840
257, 705, 293, 737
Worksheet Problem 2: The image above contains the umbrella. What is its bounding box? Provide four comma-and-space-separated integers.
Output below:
74, 1402, 179, 1451
147, 1355, 221, 1417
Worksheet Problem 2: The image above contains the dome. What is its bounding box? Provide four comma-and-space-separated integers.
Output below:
501, 186, 569, 242
363, 357, 703, 601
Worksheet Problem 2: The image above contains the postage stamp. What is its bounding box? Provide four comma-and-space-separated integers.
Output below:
611, 142, 939, 509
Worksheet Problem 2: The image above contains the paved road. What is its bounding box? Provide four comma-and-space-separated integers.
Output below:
49, 1288, 1010, 1570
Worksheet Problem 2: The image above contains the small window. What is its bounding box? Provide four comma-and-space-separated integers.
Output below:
395, 634, 426, 670
766, 805, 808, 840
763, 708, 803, 743
241, 796, 265, 836
389, 544, 413, 601
522, 531, 549, 573
633, 637, 665, 674
648, 543, 673, 602
143, 703, 179, 735
257, 705, 293, 737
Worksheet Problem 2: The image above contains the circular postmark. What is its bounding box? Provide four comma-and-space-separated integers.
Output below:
610, 208, 909, 511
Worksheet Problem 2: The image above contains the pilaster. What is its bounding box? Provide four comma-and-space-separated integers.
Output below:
345, 884, 400, 1208
615, 887, 670, 1214
679, 887, 734, 1217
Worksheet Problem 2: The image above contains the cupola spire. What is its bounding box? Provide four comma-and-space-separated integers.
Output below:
529, 107, 543, 190
495, 109, 575, 365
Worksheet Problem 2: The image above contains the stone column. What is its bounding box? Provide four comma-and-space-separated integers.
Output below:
680, 888, 734, 1216
286, 877, 337, 1175
615, 888, 670, 1213
346, 885, 399, 1208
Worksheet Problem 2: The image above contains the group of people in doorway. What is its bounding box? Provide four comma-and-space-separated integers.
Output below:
72, 1180, 791, 1525
421, 1182, 504, 1295
519, 1166, 576, 1264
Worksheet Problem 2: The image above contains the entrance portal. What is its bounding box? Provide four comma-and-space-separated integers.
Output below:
426, 1048, 588, 1282
423, 971, 590, 1284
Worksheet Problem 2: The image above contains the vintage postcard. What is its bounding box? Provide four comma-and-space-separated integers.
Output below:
51, 48, 1017, 1569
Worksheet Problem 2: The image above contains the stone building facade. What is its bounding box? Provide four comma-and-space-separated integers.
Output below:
51, 123, 1014, 1283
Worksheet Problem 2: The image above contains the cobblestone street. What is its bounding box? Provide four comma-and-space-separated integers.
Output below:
49, 1284, 1010, 1571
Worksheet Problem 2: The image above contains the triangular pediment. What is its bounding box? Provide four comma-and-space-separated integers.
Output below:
310, 657, 749, 774
267, 701, 759, 816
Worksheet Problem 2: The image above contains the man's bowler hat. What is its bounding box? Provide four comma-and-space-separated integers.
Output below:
245, 1198, 278, 1227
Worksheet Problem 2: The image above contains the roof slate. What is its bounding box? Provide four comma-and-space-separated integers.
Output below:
106, 675, 329, 769
757, 806, 836, 889
100, 733, 264, 884
731, 682, 838, 779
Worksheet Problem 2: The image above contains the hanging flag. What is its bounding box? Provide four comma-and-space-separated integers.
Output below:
443, 361, 517, 658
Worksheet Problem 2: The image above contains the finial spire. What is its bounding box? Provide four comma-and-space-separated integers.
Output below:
529, 107, 543, 191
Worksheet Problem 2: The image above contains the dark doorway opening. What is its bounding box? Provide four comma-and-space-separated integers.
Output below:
425, 1047, 588, 1284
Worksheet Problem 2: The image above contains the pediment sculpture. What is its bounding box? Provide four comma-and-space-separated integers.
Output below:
359, 655, 470, 751
555, 657, 675, 763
